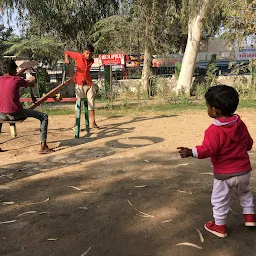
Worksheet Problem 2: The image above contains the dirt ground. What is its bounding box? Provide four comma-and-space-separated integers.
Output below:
1, 109, 256, 256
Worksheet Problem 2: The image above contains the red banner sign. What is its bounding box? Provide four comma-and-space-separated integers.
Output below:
237, 48, 256, 60
98, 53, 125, 66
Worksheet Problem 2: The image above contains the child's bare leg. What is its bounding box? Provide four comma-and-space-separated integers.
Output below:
89, 110, 99, 128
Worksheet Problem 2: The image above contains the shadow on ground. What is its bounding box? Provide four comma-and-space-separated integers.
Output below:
1, 115, 175, 152
1, 149, 256, 256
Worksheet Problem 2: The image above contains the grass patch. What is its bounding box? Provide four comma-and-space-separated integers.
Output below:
239, 99, 256, 108
95, 99, 207, 117
40, 99, 205, 117
42, 108, 73, 115
39, 98, 256, 117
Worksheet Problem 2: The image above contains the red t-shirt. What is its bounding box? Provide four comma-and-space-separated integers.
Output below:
0, 75, 28, 114
64, 51, 94, 86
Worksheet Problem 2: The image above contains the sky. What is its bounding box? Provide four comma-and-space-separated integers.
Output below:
1, 9, 21, 36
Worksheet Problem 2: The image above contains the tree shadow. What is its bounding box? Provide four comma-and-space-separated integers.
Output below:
0, 134, 164, 180
58, 115, 176, 149
1, 150, 256, 255
1, 115, 175, 152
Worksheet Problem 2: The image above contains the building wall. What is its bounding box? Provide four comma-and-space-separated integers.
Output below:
198, 38, 235, 61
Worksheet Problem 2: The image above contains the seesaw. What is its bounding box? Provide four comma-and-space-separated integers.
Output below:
1, 63, 89, 138
0, 77, 74, 137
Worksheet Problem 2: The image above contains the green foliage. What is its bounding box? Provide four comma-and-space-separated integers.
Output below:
0, 24, 13, 41
89, 15, 137, 53
4, 35, 64, 64
180, 0, 226, 39
228, 61, 250, 75
192, 82, 209, 98
2, 0, 255, 53
252, 60, 256, 82
1, 0, 119, 50
221, 0, 256, 45
0, 24, 14, 56
90, 0, 187, 54
205, 54, 219, 85
232, 82, 256, 101
20, 92, 32, 108
175, 62, 182, 80
137, 0, 180, 53
36, 67, 47, 96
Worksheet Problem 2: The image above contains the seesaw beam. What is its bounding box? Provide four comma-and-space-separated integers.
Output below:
29, 77, 74, 110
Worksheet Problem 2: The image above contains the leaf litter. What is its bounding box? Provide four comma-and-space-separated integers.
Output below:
17, 211, 37, 217
127, 200, 155, 218
196, 229, 204, 243
29, 197, 50, 205
177, 242, 202, 249
67, 186, 82, 191
177, 229, 204, 250
173, 190, 192, 195
78, 206, 88, 210
80, 246, 92, 256
39, 212, 51, 215
2, 201, 15, 205
0, 220, 17, 225
174, 163, 189, 168
161, 219, 172, 223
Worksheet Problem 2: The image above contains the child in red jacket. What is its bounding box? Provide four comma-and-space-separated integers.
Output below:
178, 85, 256, 238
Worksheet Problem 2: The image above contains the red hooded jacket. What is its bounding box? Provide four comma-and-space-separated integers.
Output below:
192, 115, 253, 175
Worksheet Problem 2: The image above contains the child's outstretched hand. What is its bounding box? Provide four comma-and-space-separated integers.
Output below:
177, 147, 193, 158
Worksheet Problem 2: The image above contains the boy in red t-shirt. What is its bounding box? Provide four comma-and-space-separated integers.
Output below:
178, 85, 256, 238
0, 59, 53, 154
64, 44, 99, 128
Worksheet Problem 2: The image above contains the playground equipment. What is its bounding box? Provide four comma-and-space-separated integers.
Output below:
75, 98, 89, 138
28, 77, 74, 109
0, 119, 25, 138
0, 62, 89, 138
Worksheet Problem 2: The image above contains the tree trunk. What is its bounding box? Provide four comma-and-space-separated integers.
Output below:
141, 44, 152, 95
176, 1, 209, 95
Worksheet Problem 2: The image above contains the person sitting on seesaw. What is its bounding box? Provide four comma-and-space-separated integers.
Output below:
0, 59, 54, 154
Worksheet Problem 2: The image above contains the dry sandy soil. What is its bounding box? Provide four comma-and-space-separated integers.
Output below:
1, 109, 256, 256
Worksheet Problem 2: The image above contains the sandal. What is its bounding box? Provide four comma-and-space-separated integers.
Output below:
92, 123, 100, 129
39, 148, 55, 154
